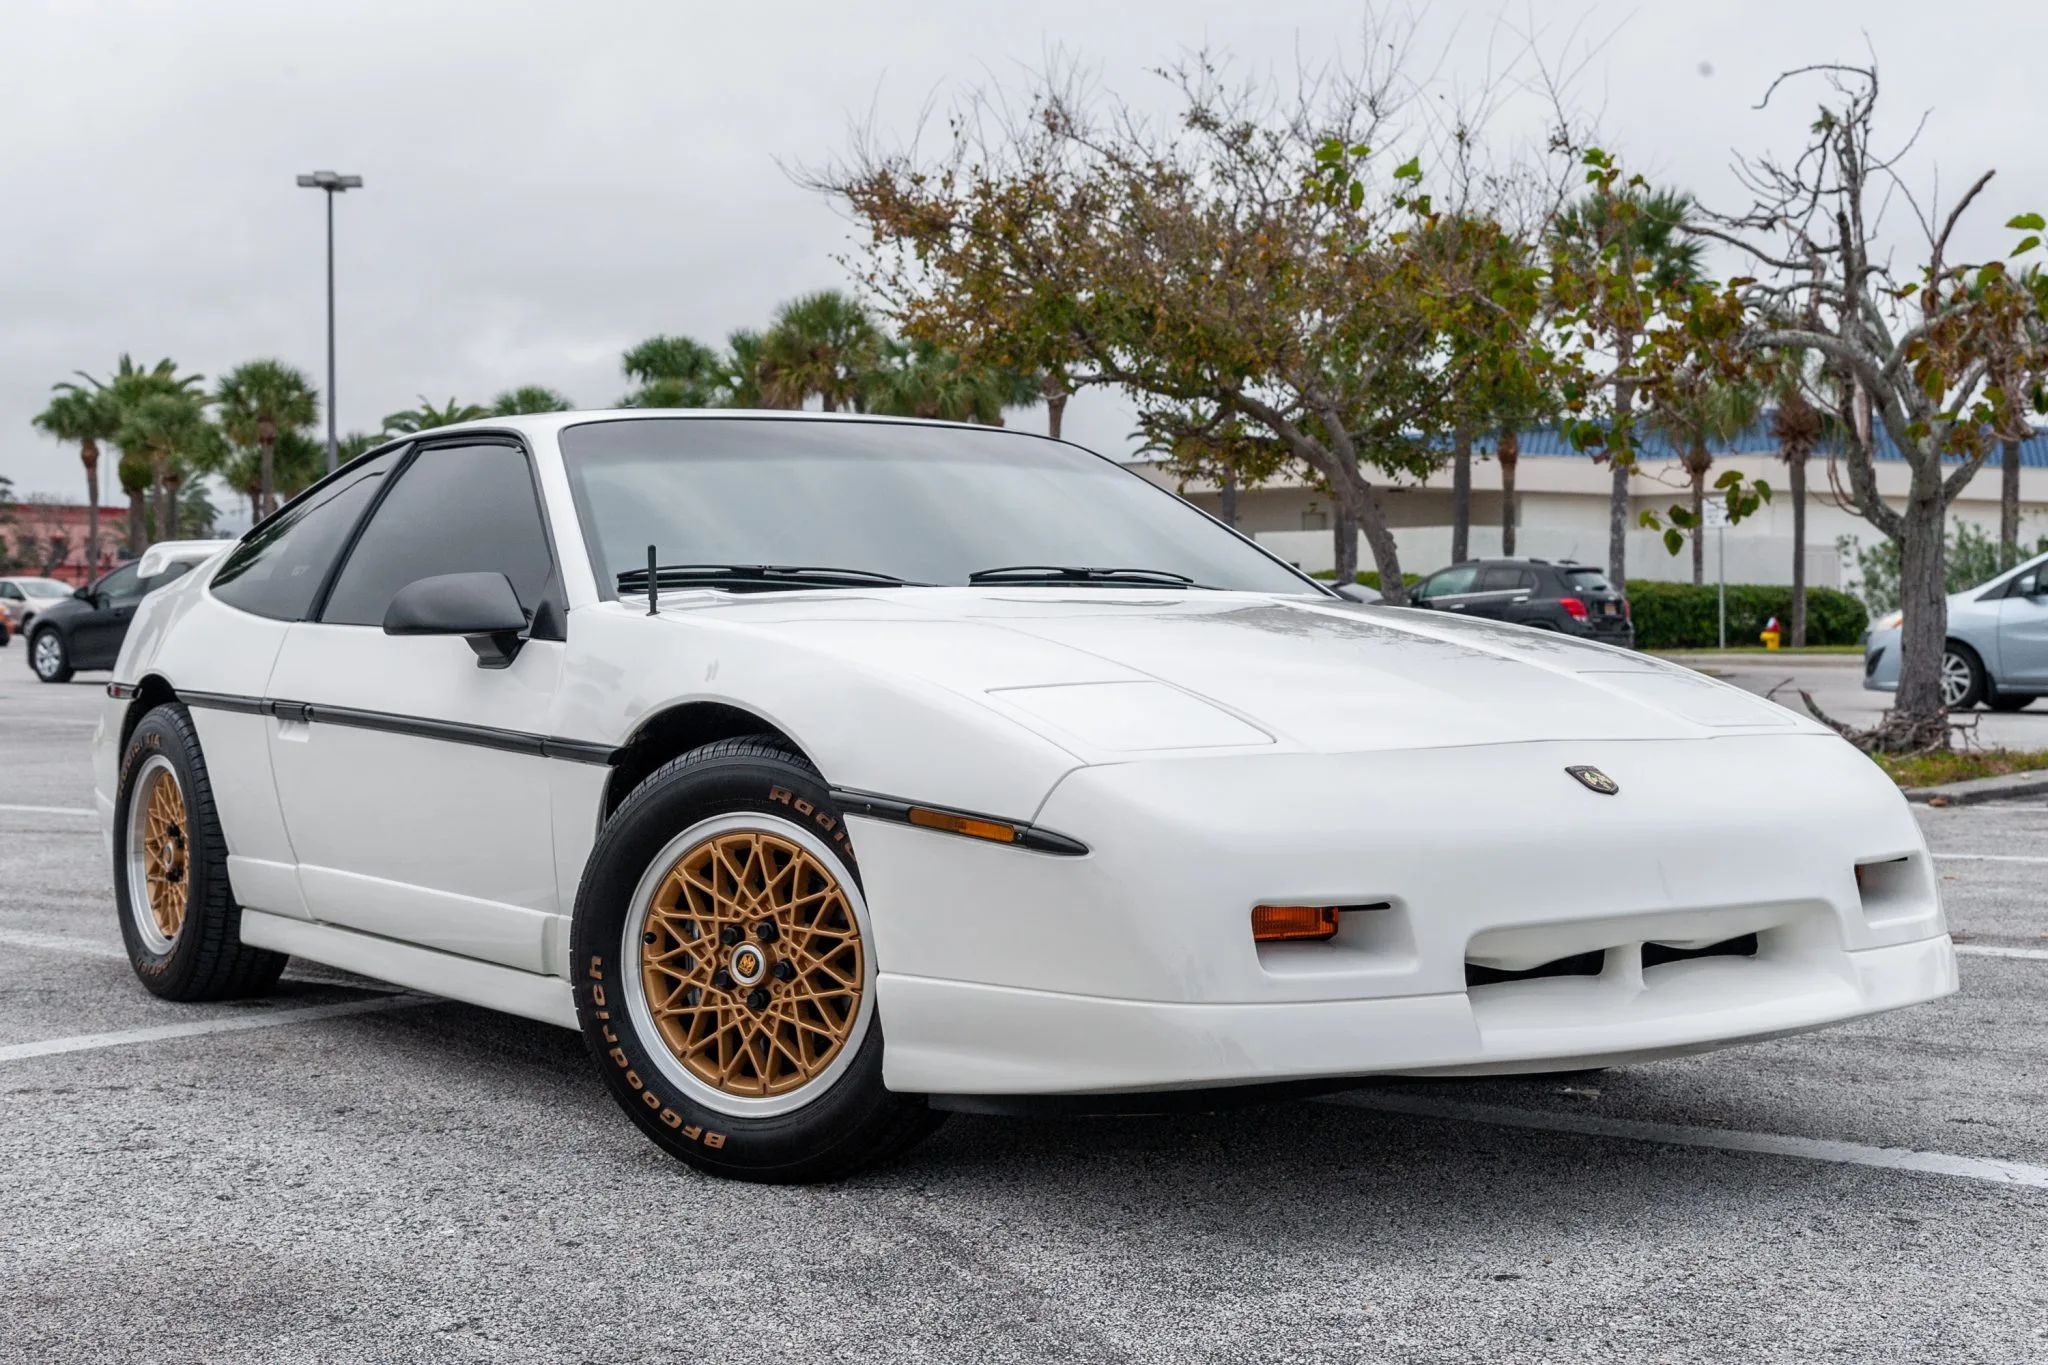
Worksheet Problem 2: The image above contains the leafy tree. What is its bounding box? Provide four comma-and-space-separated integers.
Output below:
214, 359, 319, 519
1712, 64, 2048, 748
115, 392, 222, 541
32, 386, 120, 577
756, 290, 885, 412
69, 355, 205, 551
1844, 523, 2048, 615
862, 338, 1029, 424
1134, 403, 1290, 529
621, 334, 733, 408
335, 431, 383, 465
492, 385, 574, 415
1753, 344, 1835, 645
382, 397, 489, 435
723, 329, 766, 408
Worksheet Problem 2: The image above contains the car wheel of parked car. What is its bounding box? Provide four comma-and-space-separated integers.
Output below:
113, 704, 288, 1000
30, 629, 71, 683
571, 735, 944, 1183
1988, 692, 2038, 713
1940, 645, 1987, 710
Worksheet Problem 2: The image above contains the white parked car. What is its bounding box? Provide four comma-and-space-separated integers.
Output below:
94, 412, 1958, 1182
0, 574, 77, 631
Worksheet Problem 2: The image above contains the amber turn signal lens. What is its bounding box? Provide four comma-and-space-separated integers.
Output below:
907, 807, 1021, 844
1251, 905, 1342, 943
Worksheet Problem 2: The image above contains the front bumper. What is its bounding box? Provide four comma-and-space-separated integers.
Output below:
856, 733, 1955, 1095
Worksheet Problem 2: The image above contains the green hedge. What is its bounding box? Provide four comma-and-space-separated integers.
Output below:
1623, 581, 1868, 650
1310, 570, 1422, 589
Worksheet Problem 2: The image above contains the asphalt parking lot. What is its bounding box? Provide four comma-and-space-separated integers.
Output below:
2, 662, 2044, 1364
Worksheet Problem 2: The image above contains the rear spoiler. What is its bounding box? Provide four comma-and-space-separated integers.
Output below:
137, 539, 236, 578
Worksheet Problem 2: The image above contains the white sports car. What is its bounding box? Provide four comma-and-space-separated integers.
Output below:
94, 412, 1958, 1181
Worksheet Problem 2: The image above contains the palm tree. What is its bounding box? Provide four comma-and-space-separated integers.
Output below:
723, 329, 766, 407
32, 387, 119, 577
214, 360, 319, 519
1646, 373, 1759, 586
1550, 187, 1705, 585
116, 452, 151, 553
862, 338, 1026, 424
115, 392, 222, 542
755, 291, 884, 412
622, 335, 727, 408
69, 355, 205, 551
382, 397, 489, 435
335, 431, 383, 466
492, 385, 574, 415
1758, 348, 1829, 646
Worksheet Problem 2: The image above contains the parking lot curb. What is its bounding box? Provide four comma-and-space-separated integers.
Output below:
1902, 770, 2048, 807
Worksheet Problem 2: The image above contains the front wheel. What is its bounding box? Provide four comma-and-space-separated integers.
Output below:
30, 629, 71, 683
113, 704, 287, 1000
1940, 645, 1987, 710
570, 736, 942, 1183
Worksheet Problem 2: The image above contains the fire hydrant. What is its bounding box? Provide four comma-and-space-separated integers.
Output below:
1759, 616, 1782, 650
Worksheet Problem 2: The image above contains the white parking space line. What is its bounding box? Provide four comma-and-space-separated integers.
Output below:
1931, 853, 2048, 863
0, 804, 96, 817
1956, 944, 2048, 961
0, 930, 129, 961
0, 996, 434, 1065
1331, 1092, 2048, 1190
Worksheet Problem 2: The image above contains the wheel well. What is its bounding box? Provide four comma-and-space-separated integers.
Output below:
119, 675, 181, 755
603, 702, 811, 818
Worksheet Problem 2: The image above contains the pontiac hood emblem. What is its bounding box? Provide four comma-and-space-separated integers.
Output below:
1566, 765, 1619, 795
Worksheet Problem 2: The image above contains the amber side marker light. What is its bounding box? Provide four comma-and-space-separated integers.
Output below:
1252, 905, 1343, 943
908, 806, 1021, 845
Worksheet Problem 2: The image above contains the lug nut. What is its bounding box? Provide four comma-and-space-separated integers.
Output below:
754, 920, 779, 943
773, 961, 796, 981
712, 968, 733, 989
746, 988, 769, 1010
718, 925, 743, 946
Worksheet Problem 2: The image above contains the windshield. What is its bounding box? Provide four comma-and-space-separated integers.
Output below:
8, 578, 72, 596
560, 417, 1319, 597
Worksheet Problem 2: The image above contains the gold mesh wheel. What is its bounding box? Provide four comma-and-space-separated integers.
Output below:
637, 829, 864, 1099
139, 764, 191, 944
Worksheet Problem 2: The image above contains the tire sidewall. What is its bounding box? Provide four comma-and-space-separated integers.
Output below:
570, 749, 905, 1180
114, 706, 223, 991
1946, 644, 1988, 710
31, 630, 69, 682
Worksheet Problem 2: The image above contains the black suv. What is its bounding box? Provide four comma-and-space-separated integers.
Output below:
1410, 558, 1633, 647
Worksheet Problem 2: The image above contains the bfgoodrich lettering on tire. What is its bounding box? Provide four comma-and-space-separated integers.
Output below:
571, 735, 942, 1182
113, 704, 287, 1000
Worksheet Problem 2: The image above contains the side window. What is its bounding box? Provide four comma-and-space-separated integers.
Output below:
96, 563, 145, 602
211, 452, 400, 621
1476, 566, 1522, 592
0, 584, 20, 601
141, 560, 194, 595
320, 442, 554, 628
1417, 566, 1479, 601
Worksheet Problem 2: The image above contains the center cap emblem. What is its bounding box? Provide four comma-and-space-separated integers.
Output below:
729, 943, 768, 986
1565, 765, 1619, 795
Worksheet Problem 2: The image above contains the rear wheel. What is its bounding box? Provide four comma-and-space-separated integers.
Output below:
571, 736, 941, 1182
30, 629, 71, 683
1988, 692, 2038, 713
114, 704, 287, 1000
1940, 645, 1987, 710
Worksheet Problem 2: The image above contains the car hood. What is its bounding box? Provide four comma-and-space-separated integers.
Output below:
655, 588, 1813, 757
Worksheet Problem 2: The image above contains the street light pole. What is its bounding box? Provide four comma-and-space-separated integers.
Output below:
295, 170, 363, 474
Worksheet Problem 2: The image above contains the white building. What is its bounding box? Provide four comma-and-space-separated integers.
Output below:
1136, 420, 2048, 590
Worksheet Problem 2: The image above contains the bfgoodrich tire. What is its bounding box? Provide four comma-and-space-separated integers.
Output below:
571, 736, 942, 1183
113, 704, 287, 1000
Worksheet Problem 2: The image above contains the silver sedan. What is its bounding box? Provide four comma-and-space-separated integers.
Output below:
1863, 550, 2048, 710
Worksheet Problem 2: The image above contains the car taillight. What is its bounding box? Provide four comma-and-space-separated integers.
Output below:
1559, 596, 1588, 620
1621, 597, 1631, 622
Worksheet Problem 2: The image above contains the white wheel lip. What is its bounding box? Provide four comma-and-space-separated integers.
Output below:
617, 810, 878, 1120
32, 632, 62, 678
1940, 651, 1974, 708
125, 754, 181, 955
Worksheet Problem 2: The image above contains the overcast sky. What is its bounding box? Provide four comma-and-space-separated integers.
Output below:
5, 0, 2045, 515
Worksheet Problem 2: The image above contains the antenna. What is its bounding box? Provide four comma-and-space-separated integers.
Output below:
646, 544, 659, 616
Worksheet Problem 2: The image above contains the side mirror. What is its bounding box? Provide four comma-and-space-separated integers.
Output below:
1331, 583, 1370, 603
73, 586, 93, 601
384, 572, 529, 669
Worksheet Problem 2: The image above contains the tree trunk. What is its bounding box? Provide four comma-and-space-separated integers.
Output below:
1499, 427, 1520, 555
2002, 437, 2022, 570
259, 430, 277, 519
127, 489, 146, 555
1689, 454, 1706, 588
151, 461, 168, 545
1891, 490, 1950, 746
1449, 423, 1472, 562
1788, 450, 1809, 648
1218, 467, 1239, 529
1042, 373, 1068, 440
1333, 500, 1358, 584
81, 439, 101, 581
162, 466, 183, 542
1608, 458, 1630, 587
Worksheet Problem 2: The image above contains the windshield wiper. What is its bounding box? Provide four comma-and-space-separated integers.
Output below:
968, 564, 1207, 589
618, 563, 923, 594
